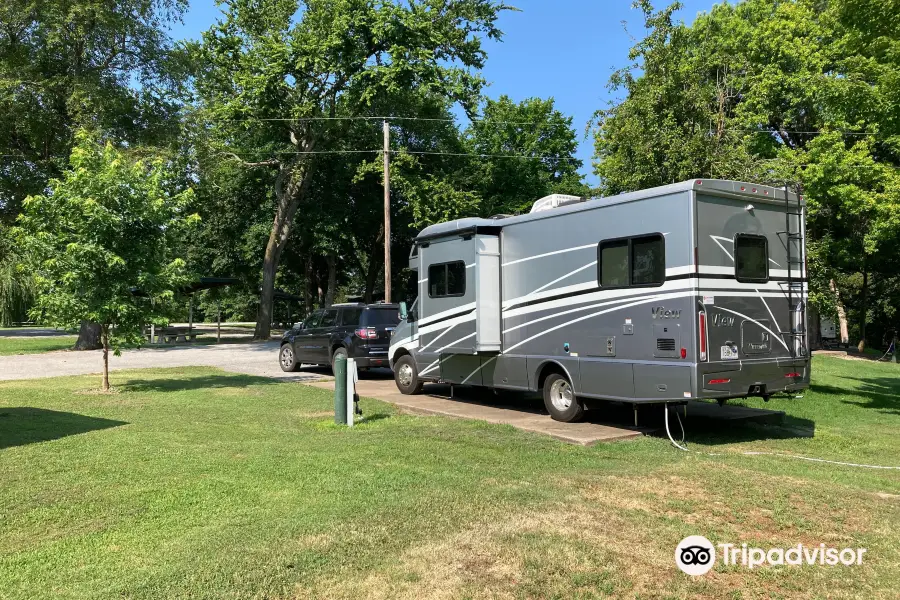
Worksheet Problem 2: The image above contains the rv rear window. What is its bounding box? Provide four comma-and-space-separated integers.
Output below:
428, 261, 466, 298
735, 235, 768, 282
598, 234, 665, 288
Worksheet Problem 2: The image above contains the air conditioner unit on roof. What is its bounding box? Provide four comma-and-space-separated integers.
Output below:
529, 194, 584, 213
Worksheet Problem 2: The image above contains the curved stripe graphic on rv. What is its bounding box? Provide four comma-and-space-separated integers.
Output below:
501, 243, 596, 267
524, 260, 598, 298
710, 305, 791, 353
420, 332, 478, 375
462, 291, 695, 384
417, 302, 476, 327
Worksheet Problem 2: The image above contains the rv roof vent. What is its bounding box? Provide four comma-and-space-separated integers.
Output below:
488, 213, 514, 220
529, 194, 584, 214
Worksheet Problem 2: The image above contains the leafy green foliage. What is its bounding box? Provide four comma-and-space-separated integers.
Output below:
593, 0, 900, 347
466, 95, 589, 216
0, 226, 34, 326
0, 0, 188, 222
193, 0, 512, 337
17, 131, 198, 359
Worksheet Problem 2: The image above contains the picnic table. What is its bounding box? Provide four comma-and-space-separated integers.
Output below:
144, 326, 201, 344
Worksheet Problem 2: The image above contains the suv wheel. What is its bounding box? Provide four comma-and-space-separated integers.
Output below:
279, 344, 298, 372
394, 355, 424, 395
331, 347, 348, 374
543, 372, 584, 422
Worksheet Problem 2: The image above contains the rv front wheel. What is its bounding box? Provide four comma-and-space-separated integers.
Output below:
543, 373, 584, 422
394, 355, 424, 395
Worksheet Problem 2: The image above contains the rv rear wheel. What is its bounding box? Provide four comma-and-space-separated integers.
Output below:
394, 355, 424, 395
543, 373, 584, 422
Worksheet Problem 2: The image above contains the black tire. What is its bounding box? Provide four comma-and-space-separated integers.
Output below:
394, 355, 424, 395
331, 347, 348, 374
279, 344, 298, 372
542, 372, 584, 422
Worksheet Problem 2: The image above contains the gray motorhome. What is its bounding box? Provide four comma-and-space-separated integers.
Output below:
388, 179, 810, 422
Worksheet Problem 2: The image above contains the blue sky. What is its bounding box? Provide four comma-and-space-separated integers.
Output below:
171, 1, 719, 186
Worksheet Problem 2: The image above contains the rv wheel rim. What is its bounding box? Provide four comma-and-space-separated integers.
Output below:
280, 347, 294, 367
550, 379, 573, 411
398, 363, 413, 387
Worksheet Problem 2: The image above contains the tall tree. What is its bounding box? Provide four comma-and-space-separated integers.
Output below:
0, 0, 188, 221
466, 95, 588, 216
593, 0, 900, 349
193, 0, 511, 340
1, 0, 189, 345
18, 131, 197, 390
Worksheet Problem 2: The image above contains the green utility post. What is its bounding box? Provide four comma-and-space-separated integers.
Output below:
892, 334, 897, 364
334, 354, 348, 424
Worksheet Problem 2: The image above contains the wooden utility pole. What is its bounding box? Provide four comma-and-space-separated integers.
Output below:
383, 120, 391, 303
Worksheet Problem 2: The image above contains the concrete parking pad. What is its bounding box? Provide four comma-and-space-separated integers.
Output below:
308, 377, 647, 445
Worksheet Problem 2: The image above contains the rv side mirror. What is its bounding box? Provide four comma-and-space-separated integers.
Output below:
398, 301, 408, 321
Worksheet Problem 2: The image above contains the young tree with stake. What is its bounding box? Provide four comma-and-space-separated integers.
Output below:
18, 131, 198, 390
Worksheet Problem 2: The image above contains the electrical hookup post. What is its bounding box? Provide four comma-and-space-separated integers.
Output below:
333, 354, 361, 426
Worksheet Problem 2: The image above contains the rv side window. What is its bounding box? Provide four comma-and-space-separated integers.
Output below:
428, 261, 466, 297
631, 235, 665, 285
598, 234, 665, 287
735, 234, 768, 282
599, 240, 629, 287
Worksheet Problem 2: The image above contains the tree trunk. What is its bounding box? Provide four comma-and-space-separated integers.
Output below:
364, 227, 384, 303
829, 279, 849, 345
324, 254, 337, 307
807, 304, 822, 351
101, 324, 110, 391
253, 161, 315, 341
857, 269, 868, 352
304, 255, 313, 315
75, 320, 102, 350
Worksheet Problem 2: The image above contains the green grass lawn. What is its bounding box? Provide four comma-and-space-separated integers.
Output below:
0, 357, 898, 599
0, 335, 78, 355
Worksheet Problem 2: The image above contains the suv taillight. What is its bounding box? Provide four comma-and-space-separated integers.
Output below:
355, 327, 377, 339
699, 310, 708, 361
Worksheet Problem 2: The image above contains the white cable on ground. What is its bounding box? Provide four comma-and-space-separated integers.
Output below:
663, 405, 900, 469
664, 404, 689, 452
740, 452, 900, 470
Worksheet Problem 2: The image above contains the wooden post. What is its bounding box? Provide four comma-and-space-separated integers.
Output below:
188, 295, 193, 334
217, 300, 221, 343
383, 120, 391, 303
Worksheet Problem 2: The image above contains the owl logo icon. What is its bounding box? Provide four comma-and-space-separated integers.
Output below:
675, 536, 716, 575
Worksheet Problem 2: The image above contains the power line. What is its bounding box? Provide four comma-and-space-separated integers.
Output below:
235, 115, 547, 126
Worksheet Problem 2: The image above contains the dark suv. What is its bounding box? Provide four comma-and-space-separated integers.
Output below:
279, 303, 400, 372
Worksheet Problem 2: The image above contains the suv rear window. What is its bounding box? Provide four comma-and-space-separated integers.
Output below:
363, 308, 400, 326
735, 234, 769, 282
340, 308, 363, 327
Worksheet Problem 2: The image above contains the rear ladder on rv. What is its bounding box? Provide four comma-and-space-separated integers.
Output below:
777, 184, 808, 358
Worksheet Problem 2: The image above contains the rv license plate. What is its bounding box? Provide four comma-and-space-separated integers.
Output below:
720, 345, 739, 360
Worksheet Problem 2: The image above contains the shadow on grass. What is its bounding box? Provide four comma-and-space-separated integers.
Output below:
0, 407, 127, 449
119, 373, 284, 393
813, 377, 900, 415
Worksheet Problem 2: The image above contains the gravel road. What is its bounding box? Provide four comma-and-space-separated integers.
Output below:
0, 341, 333, 383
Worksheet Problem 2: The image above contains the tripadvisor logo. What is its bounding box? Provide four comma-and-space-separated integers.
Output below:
675, 536, 867, 575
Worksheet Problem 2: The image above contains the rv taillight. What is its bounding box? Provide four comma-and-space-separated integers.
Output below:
785, 372, 801, 378
355, 327, 377, 339
681, 347, 687, 359
708, 378, 731, 385
698, 311, 708, 361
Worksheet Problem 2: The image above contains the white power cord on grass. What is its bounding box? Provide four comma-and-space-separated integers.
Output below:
662, 403, 900, 470
664, 403, 689, 452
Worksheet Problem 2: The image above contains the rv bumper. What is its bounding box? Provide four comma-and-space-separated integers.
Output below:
697, 358, 810, 399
